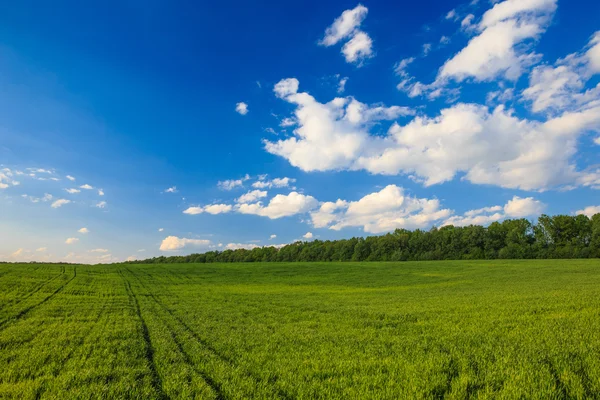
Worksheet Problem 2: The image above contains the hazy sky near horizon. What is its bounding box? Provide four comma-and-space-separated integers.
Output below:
1, 0, 600, 263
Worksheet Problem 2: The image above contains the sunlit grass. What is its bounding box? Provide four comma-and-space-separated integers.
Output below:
0, 260, 599, 399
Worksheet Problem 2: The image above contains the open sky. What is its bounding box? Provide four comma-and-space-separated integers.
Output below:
1, 0, 600, 263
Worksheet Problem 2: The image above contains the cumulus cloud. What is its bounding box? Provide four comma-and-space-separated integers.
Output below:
341, 31, 373, 64
252, 177, 296, 189
270, 234, 277, 239
439, 0, 557, 83
159, 236, 211, 251
504, 196, 545, 217
36, 247, 47, 252
98, 189, 104, 196
235, 102, 249, 115
320, 4, 368, 46
265, 78, 413, 173
236, 190, 268, 203
266, 78, 600, 191
588, 32, 600, 73
319, 4, 373, 65
78, 227, 89, 234
183, 204, 233, 215
310, 185, 452, 234
443, 196, 545, 227
217, 175, 250, 190
65, 238, 79, 244
80, 184, 94, 190
51, 199, 71, 208
165, 186, 177, 193
303, 232, 314, 239
237, 192, 318, 219
95, 201, 107, 209
522, 33, 600, 114
65, 188, 81, 194
576, 205, 600, 218
66, 175, 76, 181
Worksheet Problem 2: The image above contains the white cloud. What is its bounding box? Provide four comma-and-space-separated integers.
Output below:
595, 137, 600, 145
422, 43, 432, 56
269, 234, 277, 240
439, 0, 557, 83
51, 199, 71, 208
80, 184, 94, 190
159, 236, 211, 251
338, 77, 349, 93
303, 232, 314, 239
319, 5, 373, 65
11, 248, 24, 257
65, 188, 81, 194
341, 31, 373, 64
266, 77, 600, 191
95, 201, 107, 209
183, 204, 233, 215
36, 247, 47, 252
217, 175, 250, 190
90, 248, 109, 253
78, 227, 89, 234
461, 14, 475, 29
0, 169, 20, 189
66, 175, 76, 181
588, 32, 600, 73
576, 205, 600, 218
443, 196, 545, 227
310, 185, 451, 234
237, 192, 318, 219
225, 243, 259, 250
236, 190, 268, 203
235, 102, 249, 115
504, 196, 545, 217
446, 9, 458, 21
158, 228, 164, 232
280, 117, 296, 127
98, 189, 104, 196
65, 238, 79, 245
265, 78, 412, 173
522, 33, 600, 114
320, 4, 368, 46
252, 177, 296, 189
165, 186, 177, 193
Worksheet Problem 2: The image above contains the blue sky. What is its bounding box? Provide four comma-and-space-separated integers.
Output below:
1, 0, 599, 263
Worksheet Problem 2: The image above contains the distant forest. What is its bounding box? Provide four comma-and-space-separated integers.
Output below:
130, 214, 600, 264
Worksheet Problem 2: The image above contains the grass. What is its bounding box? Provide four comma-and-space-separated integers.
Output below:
0, 260, 600, 399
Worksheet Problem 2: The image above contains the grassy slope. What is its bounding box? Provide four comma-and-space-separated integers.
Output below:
0, 260, 599, 399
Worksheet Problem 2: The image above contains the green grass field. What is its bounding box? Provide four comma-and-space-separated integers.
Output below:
1, 260, 600, 399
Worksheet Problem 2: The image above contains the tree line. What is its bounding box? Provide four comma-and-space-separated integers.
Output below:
129, 214, 600, 264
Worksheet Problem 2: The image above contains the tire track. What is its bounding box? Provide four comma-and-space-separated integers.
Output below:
143, 295, 226, 400
119, 270, 168, 400
0, 266, 77, 332
125, 267, 294, 400
0, 267, 66, 312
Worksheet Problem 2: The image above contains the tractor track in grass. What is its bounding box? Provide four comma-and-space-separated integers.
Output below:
124, 267, 295, 400
32, 295, 112, 399
120, 271, 168, 400
0, 267, 67, 312
0, 266, 77, 332
142, 293, 226, 400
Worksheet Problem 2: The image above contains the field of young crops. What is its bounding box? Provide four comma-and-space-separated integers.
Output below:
1, 260, 599, 399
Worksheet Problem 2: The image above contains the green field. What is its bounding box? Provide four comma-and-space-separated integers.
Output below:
1, 261, 600, 399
